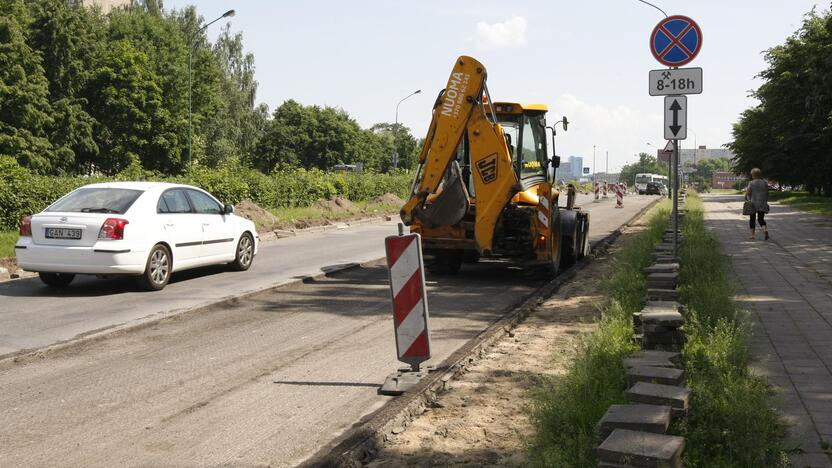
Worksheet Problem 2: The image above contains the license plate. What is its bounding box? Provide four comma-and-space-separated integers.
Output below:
45, 228, 82, 239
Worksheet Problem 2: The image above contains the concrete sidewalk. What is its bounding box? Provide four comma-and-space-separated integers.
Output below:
703, 194, 832, 467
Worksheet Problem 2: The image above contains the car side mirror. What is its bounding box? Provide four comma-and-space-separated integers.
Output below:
551, 156, 561, 168
223, 204, 234, 214
561, 116, 568, 131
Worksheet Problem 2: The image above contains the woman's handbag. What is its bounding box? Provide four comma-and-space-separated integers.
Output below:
742, 200, 755, 215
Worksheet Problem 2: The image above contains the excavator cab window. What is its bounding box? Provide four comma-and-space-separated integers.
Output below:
519, 113, 547, 180
498, 119, 520, 162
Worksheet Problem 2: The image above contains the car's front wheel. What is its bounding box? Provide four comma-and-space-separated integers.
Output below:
139, 244, 171, 291
231, 233, 254, 271
39, 272, 75, 288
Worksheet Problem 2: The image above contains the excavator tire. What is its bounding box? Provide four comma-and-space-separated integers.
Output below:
543, 212, 563, 279
462, 251, 480, 264
559, 210, 580, 269
425, 250, 463, 275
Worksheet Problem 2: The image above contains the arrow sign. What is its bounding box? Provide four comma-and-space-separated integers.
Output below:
664, 96, 687, 140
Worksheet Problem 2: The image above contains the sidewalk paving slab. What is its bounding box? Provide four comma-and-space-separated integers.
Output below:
703, 194, 832, 465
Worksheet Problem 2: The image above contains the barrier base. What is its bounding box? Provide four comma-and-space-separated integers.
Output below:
379, 368, 430, 396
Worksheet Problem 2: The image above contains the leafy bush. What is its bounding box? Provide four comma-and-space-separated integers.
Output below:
0, 157, 412, 230
0, 156, 93, 231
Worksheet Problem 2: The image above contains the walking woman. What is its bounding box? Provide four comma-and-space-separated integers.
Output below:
745, 167, 770, 240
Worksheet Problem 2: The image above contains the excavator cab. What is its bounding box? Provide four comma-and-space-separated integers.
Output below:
491, 103, 552, 190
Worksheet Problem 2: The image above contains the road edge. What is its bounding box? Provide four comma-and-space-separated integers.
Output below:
299, 198, 662, 467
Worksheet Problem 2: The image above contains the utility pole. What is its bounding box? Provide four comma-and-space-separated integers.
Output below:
592, 145, 596, 183
606, 150, 609, 183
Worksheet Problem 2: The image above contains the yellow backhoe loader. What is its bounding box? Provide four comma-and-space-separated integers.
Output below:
400, 55, 590, 276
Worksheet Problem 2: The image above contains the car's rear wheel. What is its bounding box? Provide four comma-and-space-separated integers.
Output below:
39, 272, 75, 288
139, 244, 171, 291
231, 233, 254, 271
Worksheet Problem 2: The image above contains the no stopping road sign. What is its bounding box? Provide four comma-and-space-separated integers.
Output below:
650, 15, 702, 67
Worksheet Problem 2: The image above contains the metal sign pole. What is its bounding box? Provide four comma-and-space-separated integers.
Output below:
672, 139, 679, 257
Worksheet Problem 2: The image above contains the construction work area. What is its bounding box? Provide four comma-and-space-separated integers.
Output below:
0, 192, 654, 467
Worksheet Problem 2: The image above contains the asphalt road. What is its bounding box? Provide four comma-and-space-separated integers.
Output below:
0, 194, 657, 467
0, 221, 400, 356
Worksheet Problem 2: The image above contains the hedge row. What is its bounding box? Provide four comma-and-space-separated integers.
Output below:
0, 157, 412, 231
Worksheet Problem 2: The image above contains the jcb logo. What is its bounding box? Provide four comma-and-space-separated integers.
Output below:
477, 154, 498, 184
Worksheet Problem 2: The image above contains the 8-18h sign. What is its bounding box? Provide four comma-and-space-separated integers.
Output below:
649, 68, 702, 96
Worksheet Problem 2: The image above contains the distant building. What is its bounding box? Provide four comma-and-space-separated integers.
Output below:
594, 172, 620, 184
80, 0, 130, 13
681, 146, 734, 166
556, 162, 573, 181
568, 156, 583, 179
555, 155, 584, 182
655, 146, 735, 167
712, 171, 741, 189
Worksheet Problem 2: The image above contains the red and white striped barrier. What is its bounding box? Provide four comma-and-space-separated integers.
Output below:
615, 184, 623, 208
385, 233, 431, 369
602, 182, 608, 198
594, 182, 600, 202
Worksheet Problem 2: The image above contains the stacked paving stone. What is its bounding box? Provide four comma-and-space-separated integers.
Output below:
595, 208, 692, 467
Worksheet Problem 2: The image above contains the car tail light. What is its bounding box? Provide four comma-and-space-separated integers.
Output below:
20, 215, 32, 237
98, 218, 129, 240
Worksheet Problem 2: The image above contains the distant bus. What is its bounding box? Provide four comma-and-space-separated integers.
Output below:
635, 173, 668, 194
332, 163, 363, 174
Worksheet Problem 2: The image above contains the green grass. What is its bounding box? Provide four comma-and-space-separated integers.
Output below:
527, 195, 787, 466
269, 201, 399, 224
0, 231, 18, 258
526, 201, 671, 466
766, 191, 832, 217
675, 194, 787, 466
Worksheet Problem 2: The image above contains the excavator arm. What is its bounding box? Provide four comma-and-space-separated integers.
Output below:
400, 56, 518, 254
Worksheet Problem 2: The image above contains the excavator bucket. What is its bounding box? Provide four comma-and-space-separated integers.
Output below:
412, 162, 469, 228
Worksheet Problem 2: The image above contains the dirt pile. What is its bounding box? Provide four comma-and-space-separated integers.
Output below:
317, 197, 356, 213
234, 200, 278, 231
372, 193, 405, 206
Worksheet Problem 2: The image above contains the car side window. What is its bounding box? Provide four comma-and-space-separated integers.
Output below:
186, 189, 223, 215
158, 189, 192, 214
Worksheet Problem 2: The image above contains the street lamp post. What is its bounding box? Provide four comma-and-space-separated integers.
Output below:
188, 9, 235, 175
392, 89, 421, 169
687, 127, 698, 167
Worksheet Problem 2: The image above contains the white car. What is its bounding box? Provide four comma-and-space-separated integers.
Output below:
15, 182, 259, 291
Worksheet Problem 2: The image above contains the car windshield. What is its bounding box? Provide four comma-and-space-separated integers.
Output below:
635, 175, 651, 183
45, 187, 143, 214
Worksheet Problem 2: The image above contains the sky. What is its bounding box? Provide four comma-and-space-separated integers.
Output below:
166, 0, 826, 172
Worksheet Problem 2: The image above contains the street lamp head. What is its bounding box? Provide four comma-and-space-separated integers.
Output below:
414, 89, 421, 94
223, 9, 236, 18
